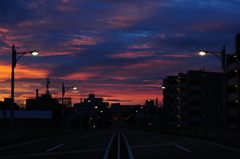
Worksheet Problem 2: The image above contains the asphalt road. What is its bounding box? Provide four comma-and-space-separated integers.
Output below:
1, 120, 240, 159
121, 130, 240, 159
0, 129, 117, 159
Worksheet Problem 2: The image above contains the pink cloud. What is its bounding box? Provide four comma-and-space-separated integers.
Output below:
0, 28, 10, 33
110, 51, 157, 59
162, 54, 190, 57
64, 72, 98, 80
56, 6, 80, 12
127, 44, 152, 49
63, 34, 105, 46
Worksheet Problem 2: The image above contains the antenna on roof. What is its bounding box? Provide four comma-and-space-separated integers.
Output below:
46, 78, 50, 94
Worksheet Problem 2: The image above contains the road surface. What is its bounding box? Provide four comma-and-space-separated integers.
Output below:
0, 120, 240, 159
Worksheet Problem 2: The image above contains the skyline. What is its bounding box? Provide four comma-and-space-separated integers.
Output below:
1, 0, 240, 105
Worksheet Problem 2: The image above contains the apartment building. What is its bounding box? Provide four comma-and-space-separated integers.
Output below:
162, 70, 223, 127
226, 33, 240, 128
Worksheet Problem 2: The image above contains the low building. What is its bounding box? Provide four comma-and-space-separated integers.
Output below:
73, 94, 109, 128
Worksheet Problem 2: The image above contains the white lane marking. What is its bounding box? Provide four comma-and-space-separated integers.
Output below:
0, 136, 59, 151
46, 143, 66, 152
207, 142, 240, 152
0, 132, 86, 151
151, 136, 158, 138
80, 136, 86, 138
121, 132, 134, 159
173, 144, 191, 152
0, 148, 107, 159
131, 143, 172, 148
103, 131, 117, 159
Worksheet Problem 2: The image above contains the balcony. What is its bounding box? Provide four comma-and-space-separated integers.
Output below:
176, 92, 188, 98
190, 85, 204, 94
190, 95, 204, 104
190, 106, 204, 115
176, 111, 189, 116
190, 116, 204, 126
177, 102, 188, 107
176, 120, 189, 126
176, 83, 188, 88
228, 93, 237, 101
228, 77, 237, 86
227, 62, 236, 71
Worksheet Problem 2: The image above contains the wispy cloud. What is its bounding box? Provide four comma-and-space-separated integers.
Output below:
0, 0, 239, 105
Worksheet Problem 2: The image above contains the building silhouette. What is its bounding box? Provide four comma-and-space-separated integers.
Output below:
162, 70, 223, 127
73, 94, 110, 128
226, 33, 240, 128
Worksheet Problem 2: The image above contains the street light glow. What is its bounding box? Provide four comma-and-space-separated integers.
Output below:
72, 86, 77, 90
199, 51, 206, 56
30, 51, 39, 56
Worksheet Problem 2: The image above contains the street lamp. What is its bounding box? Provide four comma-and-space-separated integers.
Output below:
198, 46, 228, 127
11, 45, 39, 127
61, 83, 77, 127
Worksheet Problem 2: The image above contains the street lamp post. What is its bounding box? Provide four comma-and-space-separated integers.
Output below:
199, 46, 228, 127
61, 83, 77, 127
11, 45, 39, 127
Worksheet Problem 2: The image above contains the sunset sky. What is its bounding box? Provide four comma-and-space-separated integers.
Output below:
0, 0, 240, 106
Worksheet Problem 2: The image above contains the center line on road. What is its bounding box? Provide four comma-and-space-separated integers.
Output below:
173, 144, 191, 152
103, 131, 117, 159
46, 143, 66, 152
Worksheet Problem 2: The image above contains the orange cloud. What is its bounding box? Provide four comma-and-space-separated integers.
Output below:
64, 72, 98, 80
0, 63, 11, 81
14, 65, 50, 79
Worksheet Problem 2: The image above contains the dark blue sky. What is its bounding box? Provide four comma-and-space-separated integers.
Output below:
0, 0, 240, 105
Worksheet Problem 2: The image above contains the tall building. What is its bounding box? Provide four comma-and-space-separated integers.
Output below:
226, 33, 240, 128
162, 70, 223, 127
